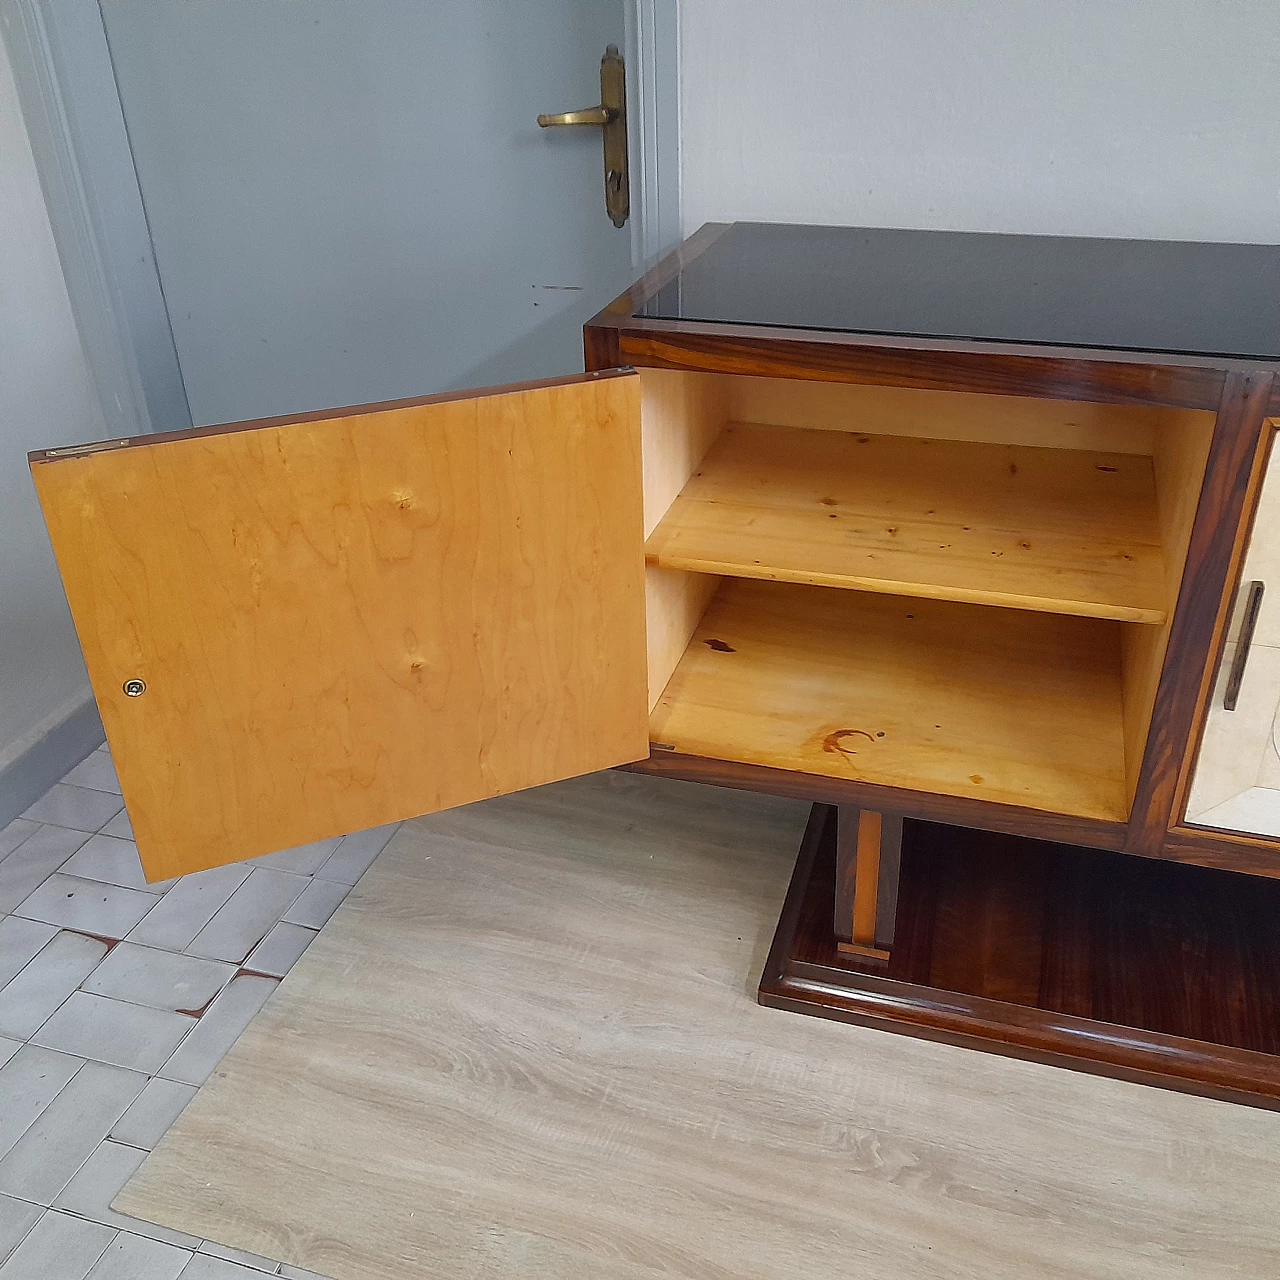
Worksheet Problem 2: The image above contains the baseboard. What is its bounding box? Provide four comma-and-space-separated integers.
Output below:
0, 691, 104, 829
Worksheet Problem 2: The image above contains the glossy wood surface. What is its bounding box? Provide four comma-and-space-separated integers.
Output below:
649, 578, 1128, 822
587, 227, 1280, 872
119, 773, 1280, 1279
627, 750, 1127, 850
1173, 420, 1280, 837
600, 220, 734, 318
586, 222, 1280, 413
637, 224, 1280, 362
834, 805, 901, 960
850, 809, 885, 948
1126, 372, 1276, 856
31, 373, 649, 880
762, 804, 1280, 1109
1183, 496, 1277, 825
1161, 825, 1280, 878
597, 324, 1238, 412
645, 423, 1167, 623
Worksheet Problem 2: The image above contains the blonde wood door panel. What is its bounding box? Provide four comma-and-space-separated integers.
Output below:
30, 371, 647, 880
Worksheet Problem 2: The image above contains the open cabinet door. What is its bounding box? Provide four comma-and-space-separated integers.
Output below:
30, 371, 647, 881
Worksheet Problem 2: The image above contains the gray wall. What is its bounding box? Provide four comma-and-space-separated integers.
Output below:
680, 0, 1280, 243
0, 30, 106, 822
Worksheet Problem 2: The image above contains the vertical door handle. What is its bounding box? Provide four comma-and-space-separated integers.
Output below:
537, 45, 629, 228
1224, 580, 1265, 711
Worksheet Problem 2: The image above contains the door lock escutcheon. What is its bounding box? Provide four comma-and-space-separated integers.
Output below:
538, 44, 629, 228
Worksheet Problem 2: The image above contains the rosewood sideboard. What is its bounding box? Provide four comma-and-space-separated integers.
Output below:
31, 222, 1280, 1108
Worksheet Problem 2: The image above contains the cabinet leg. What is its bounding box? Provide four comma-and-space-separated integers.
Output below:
834, 805, 902, 965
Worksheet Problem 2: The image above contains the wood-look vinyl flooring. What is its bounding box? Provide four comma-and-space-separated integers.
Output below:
118, 772, 1280, 1279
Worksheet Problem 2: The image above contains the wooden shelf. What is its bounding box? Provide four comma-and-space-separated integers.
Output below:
649, 579, 1129, 823
645, 424, 1168, 624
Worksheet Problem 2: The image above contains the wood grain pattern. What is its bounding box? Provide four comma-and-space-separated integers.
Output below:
615, 325, 1234, 411
1173, 424, 1280, 838
636, 368, 728, 709
586, 222, 1280, 416
643, 568, 719, 715
764, 803, 1280, 1110
834, 806, 901, 963
584, 223, 1280, 877
1118, 410, 1218, 803
833, 805, 859, 944
726, 373, 1173, 454
119, 773, 1280, 1279
31, 374, 649, 880
1126, 372, 1276, 857
852, 810, 884, 946
646, 424, 1168, 623
1162, 825, 1280, 877
649, 579, 1128, 822
626, 750, 1128, 851
637, 368, 728, 539
582, 321, 620, 372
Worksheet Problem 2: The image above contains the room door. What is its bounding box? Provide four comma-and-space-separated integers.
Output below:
95, 0, 641, 426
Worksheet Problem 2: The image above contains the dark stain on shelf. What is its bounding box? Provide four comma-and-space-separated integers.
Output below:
822, 728, 877, 760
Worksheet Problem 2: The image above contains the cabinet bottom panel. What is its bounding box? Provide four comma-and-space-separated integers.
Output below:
649, 577, 1128, 823
761, 805, 1280, 1109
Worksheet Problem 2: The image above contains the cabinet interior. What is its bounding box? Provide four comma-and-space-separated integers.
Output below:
638, 368, 1216, 823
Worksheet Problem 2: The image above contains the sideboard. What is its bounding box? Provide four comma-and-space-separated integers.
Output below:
31, 222, 1280, 1107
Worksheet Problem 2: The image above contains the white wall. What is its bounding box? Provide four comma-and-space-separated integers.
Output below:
679, 0, 1280, 243
0, 29, 108, 817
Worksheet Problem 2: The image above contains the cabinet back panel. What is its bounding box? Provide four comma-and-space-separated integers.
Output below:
727, 374, 1180, 454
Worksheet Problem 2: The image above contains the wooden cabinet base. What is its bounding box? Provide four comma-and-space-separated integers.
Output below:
760, 804, 1280, 1110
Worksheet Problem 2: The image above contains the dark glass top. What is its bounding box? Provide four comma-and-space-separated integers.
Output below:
639, 223, 1280, 362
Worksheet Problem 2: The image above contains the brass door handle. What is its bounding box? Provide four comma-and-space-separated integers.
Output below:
537, 106, 614, 128
1224, 580, 1265, 711
537, 45, 628, 228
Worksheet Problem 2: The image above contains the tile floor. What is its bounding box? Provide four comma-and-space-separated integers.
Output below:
0, 742, 400, 1279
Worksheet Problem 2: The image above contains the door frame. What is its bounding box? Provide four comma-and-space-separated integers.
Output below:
0, 0, 191, 439
3, 0, 682, 441
626, 0, 683, 269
